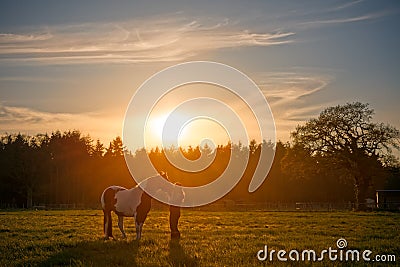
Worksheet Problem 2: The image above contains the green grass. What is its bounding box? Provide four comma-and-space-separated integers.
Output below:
0, 209, 399, 266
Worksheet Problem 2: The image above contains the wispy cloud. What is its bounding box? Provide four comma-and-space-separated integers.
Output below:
0, 104, 121, 142
258, 71, 331, 106
298, 11, 392, 28
0, 105, 76, 124
0, 33, 53, 43
0, 17, 294, 65
0, 6, 394, 64
330, 0, 364, 12
256, 71, 333, 139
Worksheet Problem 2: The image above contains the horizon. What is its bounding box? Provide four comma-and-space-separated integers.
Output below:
0, 129, 274, 153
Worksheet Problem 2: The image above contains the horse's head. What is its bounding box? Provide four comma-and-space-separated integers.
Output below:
142, 174, 185, 206
170, 182, 185, 205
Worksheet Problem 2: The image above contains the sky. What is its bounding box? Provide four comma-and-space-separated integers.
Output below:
0, 0, 399, 151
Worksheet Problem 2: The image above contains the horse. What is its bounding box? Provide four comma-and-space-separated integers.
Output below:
101, 174, 185, 240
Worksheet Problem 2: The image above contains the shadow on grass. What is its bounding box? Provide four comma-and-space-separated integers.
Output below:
169, 239, 199, 267
39, 238, 199, 267
39, 239, 140, 267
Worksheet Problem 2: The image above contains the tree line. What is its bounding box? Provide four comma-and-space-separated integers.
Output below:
0, 102, 399, 209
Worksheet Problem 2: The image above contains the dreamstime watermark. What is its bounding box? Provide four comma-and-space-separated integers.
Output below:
123, 61, 276, 207
257, 238, 396, 263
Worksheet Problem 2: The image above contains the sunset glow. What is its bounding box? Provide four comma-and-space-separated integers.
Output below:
1, 2, 400, 265
178, 118, 229, 149
0, 1, 399, 151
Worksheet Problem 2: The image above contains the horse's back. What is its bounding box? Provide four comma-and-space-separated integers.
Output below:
101, 185, 144, 217
114, 186, 143, 217
101, 186, 127, 210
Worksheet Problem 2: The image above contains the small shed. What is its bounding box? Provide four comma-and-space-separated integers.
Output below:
376, 190, 400, 210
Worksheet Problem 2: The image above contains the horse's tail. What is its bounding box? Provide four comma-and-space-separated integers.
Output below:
101, 187, 115, 238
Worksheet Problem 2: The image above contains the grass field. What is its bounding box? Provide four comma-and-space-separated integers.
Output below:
0, 209, 399, 266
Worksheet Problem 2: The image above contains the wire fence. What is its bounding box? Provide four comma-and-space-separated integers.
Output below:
1, 201, 400, 211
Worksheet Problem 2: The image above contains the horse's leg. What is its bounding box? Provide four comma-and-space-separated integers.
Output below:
134, 192, 151, 240
103, 209, 108, 239
169, 205, 181, 239
118, 215, 127, 239
135, 220, 144, 240
104, 208, 114, 239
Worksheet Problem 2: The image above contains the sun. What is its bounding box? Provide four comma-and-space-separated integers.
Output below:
149, 114, 168, 138
145, 113, 168, 145
144, 113, 230, 150
178, 117, 229, 149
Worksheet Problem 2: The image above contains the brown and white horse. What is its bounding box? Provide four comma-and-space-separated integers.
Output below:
101, 174, 184, 240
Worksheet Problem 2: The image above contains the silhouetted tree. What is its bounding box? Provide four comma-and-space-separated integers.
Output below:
0, 134, 49, 208
290, 102, 400, 210
105, 136, 125, 157
93, 139, 105, 157
1, 112, 397, 208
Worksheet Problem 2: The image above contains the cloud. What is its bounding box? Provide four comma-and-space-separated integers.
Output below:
0, 105, 74, 124
255, 71, 333, 140
298, 11, 392, 28
0, 17, 294, 65
0, 33, 53, 43
258, 71, 330, 106
330, 0, 364, 12
1, 7, 393, 65
0, 104, 121, 143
